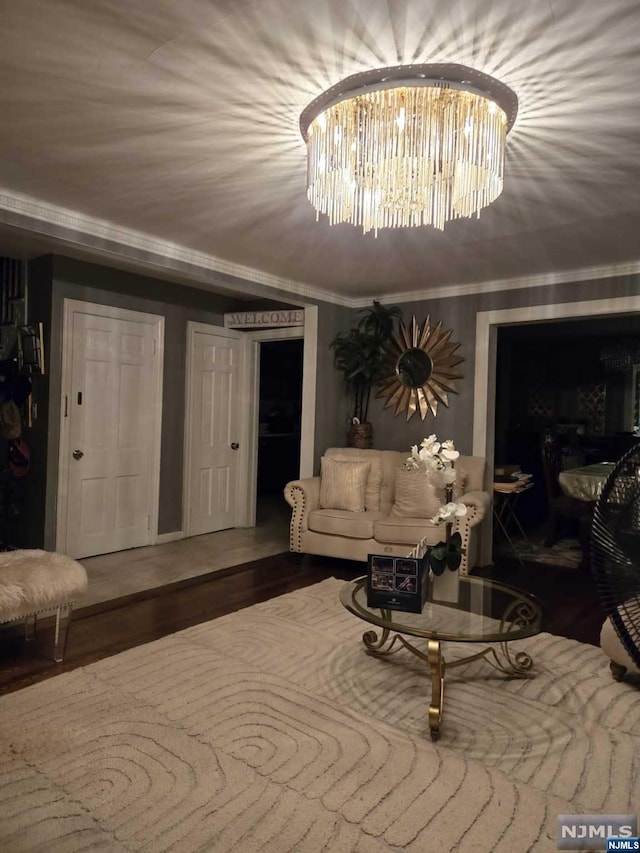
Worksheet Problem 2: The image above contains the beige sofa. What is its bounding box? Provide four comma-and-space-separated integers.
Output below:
284, 447, 491, 575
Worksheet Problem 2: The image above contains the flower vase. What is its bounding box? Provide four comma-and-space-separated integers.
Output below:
430, 493, 460, 603
430, 567, 460, 603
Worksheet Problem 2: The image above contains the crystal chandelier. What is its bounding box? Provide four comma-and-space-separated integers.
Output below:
300, 64, 518, 235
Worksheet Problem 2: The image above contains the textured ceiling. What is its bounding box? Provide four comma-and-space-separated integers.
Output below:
0, 0, 639, 303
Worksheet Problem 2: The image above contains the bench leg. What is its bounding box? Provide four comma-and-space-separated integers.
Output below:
53, 603, 73, 663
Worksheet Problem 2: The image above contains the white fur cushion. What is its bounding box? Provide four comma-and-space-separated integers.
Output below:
319, 457, 371, 512
0, 549, 88, 621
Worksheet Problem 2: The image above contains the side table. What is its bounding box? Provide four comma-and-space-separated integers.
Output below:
493, 480, 534, 565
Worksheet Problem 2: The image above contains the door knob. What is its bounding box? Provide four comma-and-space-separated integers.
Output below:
230, 442, 239, 450
72, 449, 84, 460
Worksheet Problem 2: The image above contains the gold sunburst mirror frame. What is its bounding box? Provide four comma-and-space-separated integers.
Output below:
377, 316, 464, 420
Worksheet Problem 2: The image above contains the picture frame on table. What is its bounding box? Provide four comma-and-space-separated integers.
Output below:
366, 552, 429, 613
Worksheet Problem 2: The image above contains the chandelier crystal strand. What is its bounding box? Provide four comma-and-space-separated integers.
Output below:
305, 79, 509, 235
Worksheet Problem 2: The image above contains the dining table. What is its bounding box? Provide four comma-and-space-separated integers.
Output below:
557, 461, 616, 502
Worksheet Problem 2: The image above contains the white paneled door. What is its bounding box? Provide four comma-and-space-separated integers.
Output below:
185, 325, 241, 536
61, 305, 163, 559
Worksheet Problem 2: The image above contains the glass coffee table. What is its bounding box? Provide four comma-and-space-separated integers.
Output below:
340, 575, 550, 740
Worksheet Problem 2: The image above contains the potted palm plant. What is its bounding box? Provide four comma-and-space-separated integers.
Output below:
330, 300, 402, 447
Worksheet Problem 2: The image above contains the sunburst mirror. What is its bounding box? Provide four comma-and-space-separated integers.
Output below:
376, 316, 464, 420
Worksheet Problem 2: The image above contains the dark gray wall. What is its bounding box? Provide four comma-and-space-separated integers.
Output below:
27, 256, 257, 548
24, 255, 350, 548
313, 302, 354, 471
369, 274, 640, 456
26, 250, 638, 550
50, 258, 234, 546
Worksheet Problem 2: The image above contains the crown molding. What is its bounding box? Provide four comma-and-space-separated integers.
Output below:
0, 190, 352, 307
356, 259, 640, 307
1, 190, 637, 311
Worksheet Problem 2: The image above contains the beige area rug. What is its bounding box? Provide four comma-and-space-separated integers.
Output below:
0, 579, 638, 852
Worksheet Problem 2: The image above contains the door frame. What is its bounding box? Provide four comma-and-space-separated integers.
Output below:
56, 299, 165, 555
242, 307, 317, 526
182, 321, 249, 537
472, 294, 640, 565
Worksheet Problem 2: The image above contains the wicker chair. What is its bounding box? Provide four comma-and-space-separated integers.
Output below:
540, 429, 593, 556
590, 445, 640, 680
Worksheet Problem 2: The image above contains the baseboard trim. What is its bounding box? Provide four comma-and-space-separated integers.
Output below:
156, 531, 184, 545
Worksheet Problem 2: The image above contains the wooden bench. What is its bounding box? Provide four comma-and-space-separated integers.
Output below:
0, 549, 88, 662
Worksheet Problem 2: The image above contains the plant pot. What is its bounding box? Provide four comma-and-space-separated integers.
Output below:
348, 422, 373, 449
430, 568, 460, 603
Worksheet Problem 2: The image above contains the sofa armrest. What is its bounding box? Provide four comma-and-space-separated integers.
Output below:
284, 477, 321, 552
457, 490, 491, 527
451, 491, 491, 575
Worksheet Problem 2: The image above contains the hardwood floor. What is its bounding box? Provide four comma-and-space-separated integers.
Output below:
0, 551, 606, 697
474, 558, 605, 647
0, 553, 359, 696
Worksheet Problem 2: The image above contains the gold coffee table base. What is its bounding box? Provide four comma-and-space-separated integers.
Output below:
362, 611, 535, 741
342, 575, 548, 741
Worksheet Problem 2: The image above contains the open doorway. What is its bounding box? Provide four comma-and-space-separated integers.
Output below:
256, 339, 303, 525
473, 294, 640, 568
494, 315, 640, 540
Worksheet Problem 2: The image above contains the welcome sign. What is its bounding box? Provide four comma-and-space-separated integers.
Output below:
224, 309, 304, 329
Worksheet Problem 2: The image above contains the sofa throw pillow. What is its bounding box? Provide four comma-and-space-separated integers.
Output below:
391, 465, 468, 518
325, 452, 382, 511
319, 458, 371, 513
391, 468, 443, 518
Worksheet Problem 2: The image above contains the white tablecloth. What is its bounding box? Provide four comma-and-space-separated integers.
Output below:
558, 462, 615, 501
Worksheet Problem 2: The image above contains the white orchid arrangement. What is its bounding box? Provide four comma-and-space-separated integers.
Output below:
431, 501, 468, 526
405, 435, 467, 574
405, 435, 459, 486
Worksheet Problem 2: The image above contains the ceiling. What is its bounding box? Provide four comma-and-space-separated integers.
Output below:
0, 0, 639, 305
